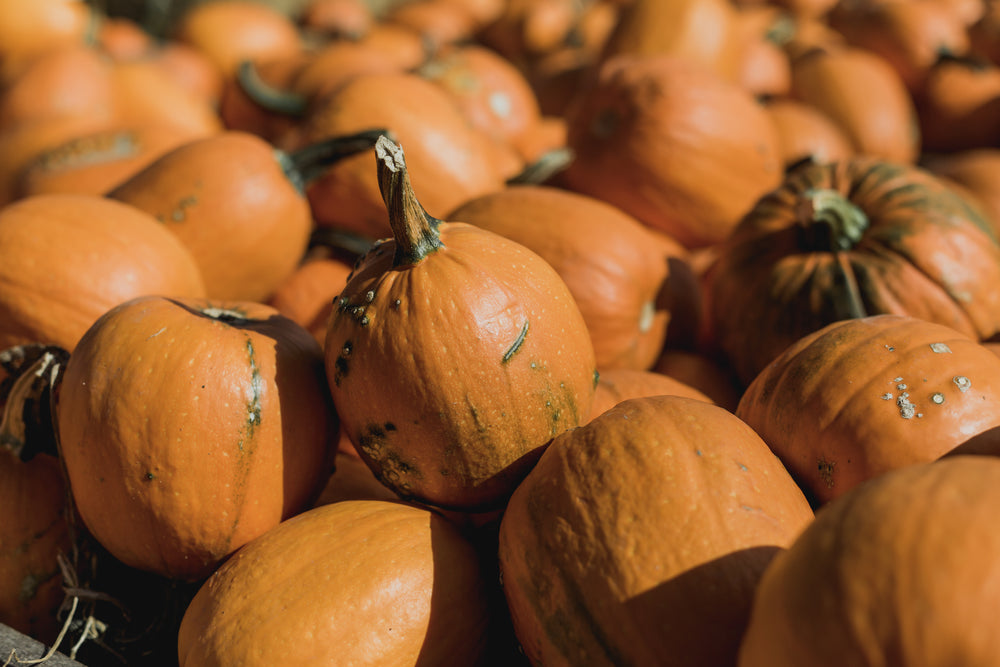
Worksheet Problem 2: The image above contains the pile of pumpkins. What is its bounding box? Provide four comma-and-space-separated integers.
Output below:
4, 0, 1000, 664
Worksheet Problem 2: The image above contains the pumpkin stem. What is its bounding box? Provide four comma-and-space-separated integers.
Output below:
0, 344, 68, 461
374, 135, 444, 266
235, 60, 308, 117
506, 146, 575, 185
795, 188, 869, 252
280, 128, 392, 191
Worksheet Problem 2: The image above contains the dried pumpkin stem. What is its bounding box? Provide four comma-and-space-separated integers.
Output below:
374, 135, 444, 267
796, 187, 869, 252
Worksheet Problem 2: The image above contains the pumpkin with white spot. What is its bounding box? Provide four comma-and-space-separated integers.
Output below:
56, 295, 336, 581
324, 135, 597, 511
736, 313, 1000, 506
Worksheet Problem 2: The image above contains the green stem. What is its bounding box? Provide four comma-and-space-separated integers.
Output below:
236, 60, 308, 116
374, 135, 444, 267
795, 188, 870, 252
278, 128, 392, 192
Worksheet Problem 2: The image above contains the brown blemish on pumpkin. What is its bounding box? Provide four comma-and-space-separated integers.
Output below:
818, 458, 836, 488
358, 423, 420, 494
157, 194, 198, 224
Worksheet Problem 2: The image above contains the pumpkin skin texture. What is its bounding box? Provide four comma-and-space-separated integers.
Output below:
0, 193, 206, 353
107, 131, 314, 303
738, 456, 1000, 667
449, 184, 685, 371
704, 156, 1000, 385
561, 53, 783, 249
57, 296, 336, 581
587, 367, 712, 421
325, 137, 597, 510
498, 395, 814, 667
736, 314, 1000, 506
177, 500, 491, 667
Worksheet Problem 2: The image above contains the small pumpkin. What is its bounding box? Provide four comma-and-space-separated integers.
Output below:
915, 54, 1000, 152
561, 53, 783, 249
107, 129, 383, 302
277, 71, 508, 241
739, 456, 1000, 666
498, 395, 814, 667
789, 45, 920, 164
57, 295, 336, 581
171, 0, 303, 77
705, 156, 1000, 385
764, 97, 855, 169
0, 193, 206, 352
736, 314, 1000, 505
325, 136, 597, 510
177, 500, 492, 666
449, 184, 692, 370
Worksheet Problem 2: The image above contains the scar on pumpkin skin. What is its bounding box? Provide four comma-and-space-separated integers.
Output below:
818, 458, 836, 488
502, 320, 529, 364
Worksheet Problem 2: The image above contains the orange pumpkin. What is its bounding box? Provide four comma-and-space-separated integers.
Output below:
449, 184, 690, 370
299, 0, 374, 40
0, 0, 93, 84
0, 193, 206, 352
107, 130, 382, 302
171, 0, 303, 77
764, 97, 855, 168
922, 148, 1000, 236
325, 136, 597, 510
498, 395, 814, 666
788, 45, 920, 163
915, 55, 1000, 152
177, 500, 491, 666
278, 71, 507, 241
57, 296, 336, 581
588, 367, 713, 420
704, 156, 1000, 385
739, 456, 1000, 666
736, 314, 1000, 505
561, 53, 783, 249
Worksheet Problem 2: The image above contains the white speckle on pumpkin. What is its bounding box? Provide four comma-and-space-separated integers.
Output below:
894, 377, 904, 382
885, 344, 895, 351
897, 392, 916, 419
881, 392, 894, 400
954, 376, 972, 392
930, 343, 952, 353
897, 383, 907, 390
931, 393, 945, 404
488, 91, 512, 118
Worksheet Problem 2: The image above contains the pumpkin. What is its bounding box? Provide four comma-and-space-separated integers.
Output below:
94, 15, 154, 62
57, 295, 336, 581
217, 53, 310, 141
915, 54, 1000, 152
0, 0, 93, 84
107, 129, 383, 302
652, 347, 743, 412
277, 71, 508, 241
299, 0, 374, 40
324, 136, 597, 510
588, 367, 713, 420
383, 0, 482, 53
312, 451, 401, 506
17, 122, 210, 198
788, 45, 920, 164
739, 456, 1000, 666
449, 184, 691, 370
560, 53, 783, 249
764, 97, 855, 168
498, 395, 814, 666
734, 6, 792, 98
922, 148, 1000, 236
0, 345, 71, 645
827, 0, 970, 96
0, 193, 206, 352
177, 500, 491, 666
704, 156, 1000, 385
599, 0, 743, 82
736, 314, 1000, 505
171, 0, 303, 77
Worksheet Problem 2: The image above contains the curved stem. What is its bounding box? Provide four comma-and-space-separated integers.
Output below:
309, 227, 376, 257
374, 135, 444, 267
506, 147, 575, 185
0, 344, 68, 461
279, 128, 393, 192
235, 60, 308, 116
795, 188, 870, 252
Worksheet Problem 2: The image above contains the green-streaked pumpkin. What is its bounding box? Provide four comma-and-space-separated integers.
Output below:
705, 156, 1000, 385
56, 296, 336, 581
324, 135, 597, 511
